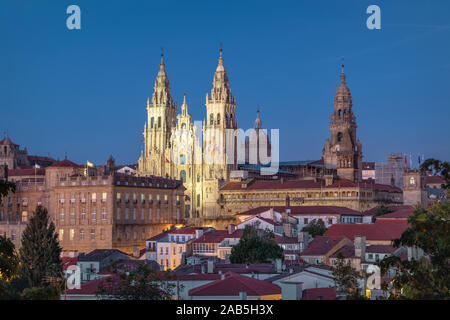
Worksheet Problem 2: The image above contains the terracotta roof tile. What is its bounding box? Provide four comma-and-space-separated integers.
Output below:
300, 236, 345, 256
302, 288, 336, 300
188, 272, 281, 297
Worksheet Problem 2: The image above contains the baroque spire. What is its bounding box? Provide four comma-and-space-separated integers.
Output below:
210, 47, 233, 103
151, 50, 173, 107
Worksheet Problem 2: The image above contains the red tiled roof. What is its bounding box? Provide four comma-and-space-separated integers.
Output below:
0, 138, 17, 146
61, 257, 78, 270
66, 275, 120, 295
189, 272, 281, 297
50, 159, 84, 168
300, 236, 345, 256
325, 222, 408, 242
193, 230, 229, 244
302, 288, 336, 300
237, 206, 361, 217
376, 208, 415, 220
146, 230, 169, 241
27, 155, 55, 162
168, 227, 197, 235
275, 235, 299, 244
330, 243, 356, 258
366, 245, 396, 254
425, 176, 445, 184
362, 205, 414, 216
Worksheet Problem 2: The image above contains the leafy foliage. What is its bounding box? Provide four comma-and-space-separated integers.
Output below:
18, 205, 62, 288
379, 203, 450, 299
0, 179, 15, 203
420, 158, 450, 190
229, 224, 283, 264
0, 236, 19, 281
371, 205, 395, 223
96, 263, 176, 300
302, 219, 327, 237
332, 252, 362, 298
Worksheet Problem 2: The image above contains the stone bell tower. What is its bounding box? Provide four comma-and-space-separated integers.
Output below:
403, 169, 428, 206
322, 63, 363, 182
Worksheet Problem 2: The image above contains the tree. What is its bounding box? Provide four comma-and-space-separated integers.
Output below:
332, 252, 363, 299
229, 224, 283, 264
420, 158, 449, 190
18, 205, 62, 288
0, 236, 19, 281
371, 205, 394, 223
0, 179, 15, 202
302, 219, 327, 237
379, 203, 450, 299
96, 263, 176, 300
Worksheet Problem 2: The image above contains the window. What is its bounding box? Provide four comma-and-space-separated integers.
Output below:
180, 154, 186, 165
368, 254, 373, 260
59, 229, 64, 241
116, 208, 121, 219
180, 170, 186, 183
81, 209, 86, 220
92, 193, 97, 202
125, 208, 129, 219
102, 192, 107, 201
304, 218, 308, 224
217, 113, 220, 125
90, 229, 95, 241
151, 117, 154, 128
70, 229, 75, 241
102, 208, 107, 220
337, 132, 343, 142
133, 209, 136, 220
158, 116, 161, 128
92, 209, 96, 221
210, 113, 214, 125
197, 174, 200, 183
149, 208, 152, 219
21, 211, 28, 223
80, 229, 85, 240
410, 177, 415, 185
197, 194, 200, 208
117, 192, 121, 201
328, 218, 333, 225
60, 209, 65, 222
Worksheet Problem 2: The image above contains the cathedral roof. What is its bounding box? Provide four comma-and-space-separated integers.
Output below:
0, 133, 17, 146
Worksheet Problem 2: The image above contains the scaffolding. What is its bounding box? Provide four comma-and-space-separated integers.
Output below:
375, 152, 410, 189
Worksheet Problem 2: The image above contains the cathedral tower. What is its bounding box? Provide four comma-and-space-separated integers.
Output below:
322, 63, 363, 182
203, 48, 237, 180
138, 53, 177, 177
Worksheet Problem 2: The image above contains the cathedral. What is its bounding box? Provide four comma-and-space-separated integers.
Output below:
137, 49, 245, 219
322, 63, 363, 182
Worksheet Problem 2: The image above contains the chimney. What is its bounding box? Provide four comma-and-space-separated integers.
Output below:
132, 245, 140, 258
207, 260, 214, 273
239, 291, 247, 300
354, 235, 366, 258
275, 259, 282, 273
227, 224, 236, 235
325, 175, 333, 186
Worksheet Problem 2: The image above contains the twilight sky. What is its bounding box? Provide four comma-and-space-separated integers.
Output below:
1, 0, 449, 166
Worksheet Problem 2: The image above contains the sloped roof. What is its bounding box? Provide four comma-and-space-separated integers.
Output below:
193, 230, 230, 244
8, 168, 46, 176
236, 206, 361, 217
300, 236, 345, 256
49, 159, 84, 168
78, 249, 128, 262
302, 288, 336, 300
329, 243, 356, 259
366, 245, 396, 254
188, 272, 281, 297
325, 221, 408, 241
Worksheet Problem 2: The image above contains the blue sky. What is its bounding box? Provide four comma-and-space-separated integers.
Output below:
1, 0, 449, 166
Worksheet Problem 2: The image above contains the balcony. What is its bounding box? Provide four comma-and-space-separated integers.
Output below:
70, 199, 75, 203
22, 201, 28, 207
60, 199, 65, 204
81, 198, 86, 203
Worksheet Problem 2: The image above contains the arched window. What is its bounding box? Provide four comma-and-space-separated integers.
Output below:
337, 132, 343, 142
180, 170, 186, 183
210, 113, 214, 125
151, 117, 154, 128
180, 154, 186, 164
158, 116, 161, 128
197, 194, 201, 208
217, 113, 221, 125
197, 174, 200, 183
338, 109, 342, 117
